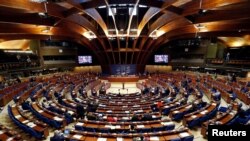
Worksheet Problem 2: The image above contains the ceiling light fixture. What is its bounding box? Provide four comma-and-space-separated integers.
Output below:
30, 0, 47, 3
41, 27, 51, 33
98, 5, 106, 9
83, 31, 97, 40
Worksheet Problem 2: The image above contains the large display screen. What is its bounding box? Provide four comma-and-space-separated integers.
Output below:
111, 64, 136, 75
78, 56, 92, 64
154, 55, 168, 63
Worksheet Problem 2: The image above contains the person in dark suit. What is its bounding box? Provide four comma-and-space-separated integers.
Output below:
86, 112, 97, 120
131, 113, 139, 121
129, 124, 136, 133
142, 111, 152, 121
76, 104, 85, 120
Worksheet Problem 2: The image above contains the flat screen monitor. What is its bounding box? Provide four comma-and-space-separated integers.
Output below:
154, 55, 168, 63
78, 56, 92, 64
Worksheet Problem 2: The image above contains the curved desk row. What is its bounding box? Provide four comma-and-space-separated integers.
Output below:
100, 76, 140, 82
65, 128, 193, 141
201, 103, 238, 137
183, 103, 218, 128
8, 105, 49, 139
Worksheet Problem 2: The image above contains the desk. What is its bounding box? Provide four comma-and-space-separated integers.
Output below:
10, 105, 49, 138
183, 103, 217, 127
200, 103, 238, 137
66, 128, 193, 141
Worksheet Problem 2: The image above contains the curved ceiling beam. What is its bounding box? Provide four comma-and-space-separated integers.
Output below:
0, 13, 56, 26
0, 16, 107, 64
65, 14, 97, 34
104, 0, 120, 64
127, 0, 140, 37
62, 1, 112, 64
0, 23, 81, 40
137, 0, 177, 36
77, 38, 106, 65
181, 0, 248, 16
136, 38, 154, 64
137, 7, 160, 36
138, 0, 250, 66
135, 37, 150, 64
157, 18, 193, 35
0, 0, 98, 36
0, 34, 76, 41
131, 0, 178, 64
143, 29, 250, 65
125, 0, 139, 64
194, 8, 250, 24
83, 8, 113, 64
64, 0, 109, 36
140, 17, 250, 65
78, 0, 177, 11
147, 11, 179, 36
65, 0, 162, 13
64, 0, 183, 22
84, 9, 109, 36
155, 19, 250, 47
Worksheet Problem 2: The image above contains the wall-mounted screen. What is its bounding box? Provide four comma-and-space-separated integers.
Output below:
154, 55, 168, 63
78, 56, 92, 64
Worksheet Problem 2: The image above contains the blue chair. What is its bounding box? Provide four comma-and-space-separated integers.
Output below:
27, 128, 43, 139
166, 124, 175, 130
200, 115, 209, 122
219, 107, 227, 113
75, 125, 84, 131
100, 128, 110, 133
227, 116, 239, 125
153, 126, 164, 132
170, 138, 181, 141
183, 135, 194, 141
188, 119, 199, 128
162, 108, 170, 115
172, 113, 183, 121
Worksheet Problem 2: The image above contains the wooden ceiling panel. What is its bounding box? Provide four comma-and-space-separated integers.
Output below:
0, 0, 249, 67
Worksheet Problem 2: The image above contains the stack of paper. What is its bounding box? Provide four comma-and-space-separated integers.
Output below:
117, 137, 123, 141
54, 117, 63, 121
22, 120, 29, 124
115, 125, 121, 129
136, 125, 145, 128
76, 122, 84, 126
73, 134, 82, 139
97, 137, 107, 141
179, 132, 190, 138
15, 115, 21, 119
191, 115, 197, 118
150, 136, 159, 141
6, 137, 14, 141
27, 122, 36, 128
38, 110, 43, 113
